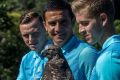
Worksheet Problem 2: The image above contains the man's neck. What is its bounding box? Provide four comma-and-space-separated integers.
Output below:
99, 32, 115, 46
38, 39, 48, 53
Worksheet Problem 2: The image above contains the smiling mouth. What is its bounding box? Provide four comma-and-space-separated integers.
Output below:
30, 44, 37, 47
56, 33, 65, 39
83, 34, 89, 40
30, 45, 36, 48
57, 32, 66, 36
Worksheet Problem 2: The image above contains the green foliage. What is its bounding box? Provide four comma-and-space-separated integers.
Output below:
114, 19, 120, 34
0, 0, 120, 80
0, 1, 28, 79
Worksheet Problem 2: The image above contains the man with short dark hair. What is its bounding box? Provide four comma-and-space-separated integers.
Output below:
43, 0, 99, 80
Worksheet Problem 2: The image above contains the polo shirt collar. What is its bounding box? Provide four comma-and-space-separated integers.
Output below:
32, 51, 39, 59
33, 40, 53, 59
61, 35, 78, 53
102, 35, 120, 50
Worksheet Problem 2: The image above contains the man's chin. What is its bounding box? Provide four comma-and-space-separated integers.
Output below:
30, 47, 37, 51
87, 40, 96, 45
54, 41, 65, 47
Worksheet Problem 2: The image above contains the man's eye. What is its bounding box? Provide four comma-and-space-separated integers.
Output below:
61, 20, 66, 25
23, 34, 28, 38
48, 21, 56, 26
32, 32, 39, 37
80, 21, 89, 26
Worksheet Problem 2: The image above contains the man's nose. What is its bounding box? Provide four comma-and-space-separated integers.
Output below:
79, 26, 86, 35
29, 35, 34, 44
55, 22, 61, 32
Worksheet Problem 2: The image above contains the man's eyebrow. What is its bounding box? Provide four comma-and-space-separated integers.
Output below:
78, 20, 89, 23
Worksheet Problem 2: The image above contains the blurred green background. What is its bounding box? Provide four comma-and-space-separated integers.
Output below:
0, 0, 120, 79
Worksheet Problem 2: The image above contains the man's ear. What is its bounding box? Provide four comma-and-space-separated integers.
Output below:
43, 21, 48, 31
100, 13, 108, 27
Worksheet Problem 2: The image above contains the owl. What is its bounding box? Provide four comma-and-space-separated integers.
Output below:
41, 45, 74, 80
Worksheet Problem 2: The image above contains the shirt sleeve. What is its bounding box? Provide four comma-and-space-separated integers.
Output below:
111, 51, 120, 79
95, 50, 120, 80
79, 46, 98, 80
16, 56, 26, 80
90, 66, 98, 80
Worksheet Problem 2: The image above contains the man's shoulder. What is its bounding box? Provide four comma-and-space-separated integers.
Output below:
22, 51, 37, 61
77, 39, 97, 51
69, 35, 97, 53
105, 42, 120, 53
78, 43, 98, 59
72, 35, 93, 48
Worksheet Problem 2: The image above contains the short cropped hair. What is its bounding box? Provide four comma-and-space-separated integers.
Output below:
43, 0, 75, 22
72, 0, 115, 23
19, 10, 43, 24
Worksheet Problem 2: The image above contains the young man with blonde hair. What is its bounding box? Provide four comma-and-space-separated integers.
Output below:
72, 0, 120, 80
